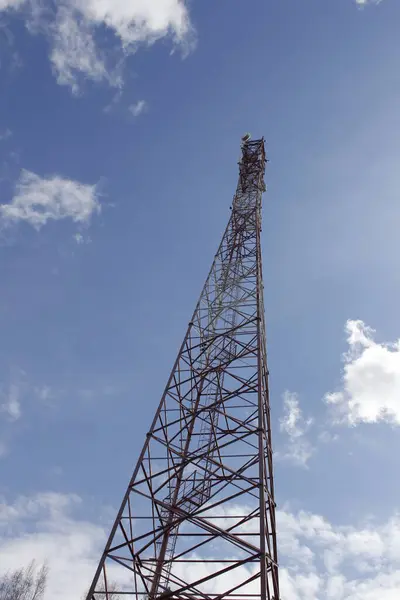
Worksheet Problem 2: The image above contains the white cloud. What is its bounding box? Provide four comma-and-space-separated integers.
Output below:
0, 169, 100, 230
0, 1, 382, 94
1, 382, 21, 421
2, 491, 400, 600
276, 507, 400, 598
0, 0, 194, 93
325, 320, 400, 426
355, 0, 383, 5
49, 6, 115, 96
278, 391, 315, 467
129, 99, 147, 117
0, 492, 106, 599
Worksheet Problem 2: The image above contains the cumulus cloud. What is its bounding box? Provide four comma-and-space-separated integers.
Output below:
278, 391, 315, 467
0, 0, 194, 94
2, 491, 400, 600
325, 320, 400, 426
0, 492, 106, 599
129, 99, 147, 117
75, 0, 191, 46
203, 505, 397, 597
276, 507, 400, 599
0, 169, 100, 229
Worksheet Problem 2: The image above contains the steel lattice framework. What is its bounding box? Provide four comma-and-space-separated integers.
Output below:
86, 137, 280, 600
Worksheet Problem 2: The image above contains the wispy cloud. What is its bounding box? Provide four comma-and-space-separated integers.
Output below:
325, 320, 400, 426
129, 100, 147, 118
73, 232, 92, 245
0, 128, 12, 141
0, 0, 25, 10
0, 373, 26, 457
278, 391, 315, 468
355, 0, 383, 5
318, 430, 339, 444
1, 382, 22, 421
1, 0, 195, 94
103, 90, 123, 114
0, 169, 100, 230
34, 385, 56, 407
49, 6, 118, 96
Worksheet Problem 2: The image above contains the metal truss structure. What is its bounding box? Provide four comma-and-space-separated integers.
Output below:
86, 136, 280, 600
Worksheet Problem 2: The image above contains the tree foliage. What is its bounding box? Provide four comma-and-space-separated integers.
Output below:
0, 561, 48, 600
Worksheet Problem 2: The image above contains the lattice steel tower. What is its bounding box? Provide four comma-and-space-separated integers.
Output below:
86, 136, 280, 600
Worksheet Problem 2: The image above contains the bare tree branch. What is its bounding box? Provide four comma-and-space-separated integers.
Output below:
82, 581, 121, 600
0, 561, 48, 600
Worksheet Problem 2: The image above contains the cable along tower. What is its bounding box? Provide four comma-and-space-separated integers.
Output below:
86, 136, 280, 600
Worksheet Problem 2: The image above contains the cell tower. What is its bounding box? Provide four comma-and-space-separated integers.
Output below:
86, 136, 280, 600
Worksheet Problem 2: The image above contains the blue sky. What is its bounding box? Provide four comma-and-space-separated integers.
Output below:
1, 0, 400, 598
